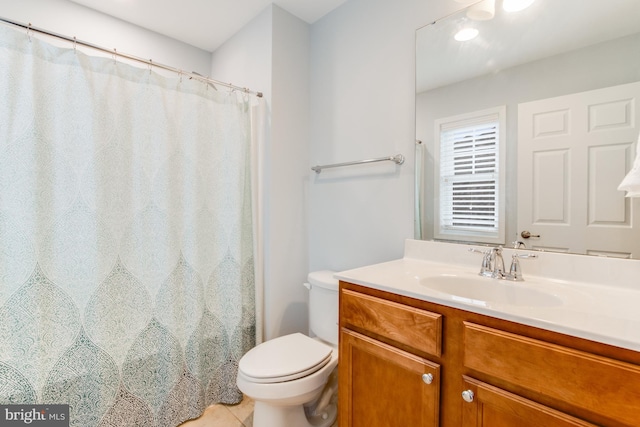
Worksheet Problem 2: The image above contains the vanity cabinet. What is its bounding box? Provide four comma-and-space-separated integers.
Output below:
460, 376, 596, 427
338, 282, 640, 427
339, 288, 442, 427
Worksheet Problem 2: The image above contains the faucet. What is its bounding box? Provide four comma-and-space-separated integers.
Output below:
470, 246, 506, 279
470, 246, 537, 281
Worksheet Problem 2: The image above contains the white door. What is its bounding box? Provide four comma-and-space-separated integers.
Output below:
517, 81, 640, 258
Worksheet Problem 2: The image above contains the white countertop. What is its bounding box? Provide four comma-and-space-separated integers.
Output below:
335, 240, 640, 352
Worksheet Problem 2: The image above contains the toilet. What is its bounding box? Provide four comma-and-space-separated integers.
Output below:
237, 270, 339, 427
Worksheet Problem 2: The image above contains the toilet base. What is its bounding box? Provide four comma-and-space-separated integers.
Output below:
253, 400, 336, 427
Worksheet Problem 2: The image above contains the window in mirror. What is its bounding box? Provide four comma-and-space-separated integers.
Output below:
434, 106, 506, 244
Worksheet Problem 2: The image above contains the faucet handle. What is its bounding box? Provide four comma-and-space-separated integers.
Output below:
507, 253, 538, 281
468, 248, 492, 277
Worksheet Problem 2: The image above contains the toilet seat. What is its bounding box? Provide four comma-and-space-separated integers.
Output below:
238, 333, 333, 384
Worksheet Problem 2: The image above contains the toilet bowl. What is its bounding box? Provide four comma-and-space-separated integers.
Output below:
237, 271, 339, 427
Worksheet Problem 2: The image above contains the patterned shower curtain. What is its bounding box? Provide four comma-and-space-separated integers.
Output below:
0, 24, 257, 426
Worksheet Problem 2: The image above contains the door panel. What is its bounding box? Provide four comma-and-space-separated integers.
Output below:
518, 82, 640, 257
461, 376, 596, 427
339, 329, 440, 427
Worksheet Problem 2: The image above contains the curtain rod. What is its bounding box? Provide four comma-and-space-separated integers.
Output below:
0, 16, 263, 98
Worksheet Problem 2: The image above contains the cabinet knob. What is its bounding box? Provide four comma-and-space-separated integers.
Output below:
421, 373, 434, 385
462, 390, 475, 403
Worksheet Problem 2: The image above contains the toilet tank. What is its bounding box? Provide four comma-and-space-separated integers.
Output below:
306, 270, 339, 346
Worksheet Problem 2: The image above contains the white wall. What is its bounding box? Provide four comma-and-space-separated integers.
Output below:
211, 5, 311, 341
0, 0, 211, 75
308, 0, 459, 272
269, 7, 311, 339
210, 6, 273, 103
215, 0, 440, 340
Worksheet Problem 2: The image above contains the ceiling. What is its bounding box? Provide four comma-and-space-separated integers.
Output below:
416, 0, 640, 92
69, 0, 348, 52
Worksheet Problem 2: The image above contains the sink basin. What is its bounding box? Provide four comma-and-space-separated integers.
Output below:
420, 275, 563, 307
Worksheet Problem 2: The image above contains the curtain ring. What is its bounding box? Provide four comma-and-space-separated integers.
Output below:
113, 48, 117, 65
27, 23, 32, 42
73, 36, 77, 52
149, 59, 153, 75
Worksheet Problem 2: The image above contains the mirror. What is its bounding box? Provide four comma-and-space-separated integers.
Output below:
416, 0, 640, 257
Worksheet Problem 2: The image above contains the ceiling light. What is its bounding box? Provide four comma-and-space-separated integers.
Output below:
454, 28, 479, 42
467, 0, 495, 21
502, 0, 536, 13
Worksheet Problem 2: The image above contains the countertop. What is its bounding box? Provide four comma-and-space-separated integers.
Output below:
335, 240, 640, 352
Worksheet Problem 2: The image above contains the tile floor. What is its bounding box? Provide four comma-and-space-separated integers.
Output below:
178, 396, 339, 427
179, 397, 254, 427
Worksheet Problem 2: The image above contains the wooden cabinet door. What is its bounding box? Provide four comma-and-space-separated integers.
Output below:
339, 328, 440, 427
461, 376, 596, 427
463, 322, 640, 426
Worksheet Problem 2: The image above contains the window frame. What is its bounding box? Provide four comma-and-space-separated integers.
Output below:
433, 106, 506, 244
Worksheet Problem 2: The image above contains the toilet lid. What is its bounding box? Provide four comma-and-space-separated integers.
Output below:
239, 333, 333, 383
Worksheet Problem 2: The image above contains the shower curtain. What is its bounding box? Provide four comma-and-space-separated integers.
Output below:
0, 24, 260, 426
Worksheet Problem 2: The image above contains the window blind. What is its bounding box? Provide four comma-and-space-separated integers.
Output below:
438, 113, 501, 240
